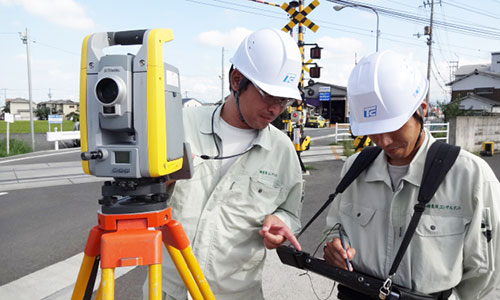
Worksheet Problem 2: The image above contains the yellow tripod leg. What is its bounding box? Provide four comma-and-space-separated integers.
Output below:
181, 247, 215, 300
95, 280, 102, 300
72, 254, 97, 300
149, 264, 162, 300
166, 244, 204, 300
100, 268, 115, 300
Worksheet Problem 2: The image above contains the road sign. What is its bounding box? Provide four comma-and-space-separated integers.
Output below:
318, 86, 331, 101
4, 113, 14, 123
291, 110, 300, 123
281, 0, 320, 33
48, 114, 63, 124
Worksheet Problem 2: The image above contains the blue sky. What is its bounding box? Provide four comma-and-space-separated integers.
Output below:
1, 0, 500, 106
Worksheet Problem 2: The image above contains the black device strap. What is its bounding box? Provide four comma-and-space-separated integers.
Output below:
387, 142, 460, 277
297, 146, 382, 238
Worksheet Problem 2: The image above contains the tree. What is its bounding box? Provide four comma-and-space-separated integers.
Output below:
66, 111, 80, 122
437, 100, 476, 122
35, 106, 50, 120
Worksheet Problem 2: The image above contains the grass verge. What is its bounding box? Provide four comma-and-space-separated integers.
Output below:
0, 138, 32, 157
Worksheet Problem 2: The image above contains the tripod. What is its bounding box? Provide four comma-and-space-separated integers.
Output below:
71, 178, 215, 300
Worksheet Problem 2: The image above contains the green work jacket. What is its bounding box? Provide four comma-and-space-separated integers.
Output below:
163, 105, 303, 300
325, 129, 500, 299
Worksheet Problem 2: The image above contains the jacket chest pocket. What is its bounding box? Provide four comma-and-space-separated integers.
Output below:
341, 203, 377, 227
415, 214, 467, 237
249, 177, 282, 207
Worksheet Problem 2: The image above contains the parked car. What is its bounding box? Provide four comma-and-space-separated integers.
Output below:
73, 122, 80, 147
306, 115, 327, 128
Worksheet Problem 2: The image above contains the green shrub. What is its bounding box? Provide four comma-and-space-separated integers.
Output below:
0, 138, 32, 157
342, 140, 355, 157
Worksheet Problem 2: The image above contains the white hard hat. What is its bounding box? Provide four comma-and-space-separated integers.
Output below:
230, 28, 302, 100
347, 50, 428, 136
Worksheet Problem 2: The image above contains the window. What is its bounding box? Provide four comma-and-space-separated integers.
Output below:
474, 87, 494, 95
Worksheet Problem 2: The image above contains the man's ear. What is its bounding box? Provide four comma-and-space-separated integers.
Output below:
230, 69, 243, 94
421, 100, 428, 117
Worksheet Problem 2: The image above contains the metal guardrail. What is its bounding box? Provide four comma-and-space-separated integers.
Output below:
334, 122, 449, 144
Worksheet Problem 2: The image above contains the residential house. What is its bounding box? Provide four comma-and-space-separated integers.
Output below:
6, 98, 36, 120
447, 52, 500, 112
182, 98, 203, 108
38, 99, 79, 119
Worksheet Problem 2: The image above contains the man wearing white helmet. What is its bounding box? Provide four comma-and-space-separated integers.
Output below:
144, 28, 304, 300
323, 50, 500, 299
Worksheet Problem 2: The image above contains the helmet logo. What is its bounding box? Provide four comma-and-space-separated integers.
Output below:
282, 73, 296, 83
363, 105, 377, 118
413, 87, 420, 98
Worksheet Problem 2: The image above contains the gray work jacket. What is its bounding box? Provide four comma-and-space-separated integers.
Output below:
163, 105, 303, 300
325, 129, 500, 299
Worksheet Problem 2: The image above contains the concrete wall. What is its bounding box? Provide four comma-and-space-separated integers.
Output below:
450, 116, 500, 152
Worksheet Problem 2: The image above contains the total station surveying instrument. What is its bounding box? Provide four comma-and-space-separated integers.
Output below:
72, 28, 215, 300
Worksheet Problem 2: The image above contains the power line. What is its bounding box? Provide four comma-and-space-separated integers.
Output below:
32, 41, 79, 56
183, 0, 493, 61
327, 0, 500, 40
441, 0, 500, 22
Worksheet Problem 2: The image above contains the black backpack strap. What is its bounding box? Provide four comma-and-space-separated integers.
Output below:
297, 146, 382, 238
336, 146, 382, 194
386, 142, 461, 283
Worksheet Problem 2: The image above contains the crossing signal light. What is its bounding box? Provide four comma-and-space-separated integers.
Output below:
310, 65, 321, 78
310, 46, 322, 59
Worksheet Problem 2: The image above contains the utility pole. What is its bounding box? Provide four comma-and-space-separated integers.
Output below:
425, 0, 435, 102
298, 0, 305, 89
19, 28, 35, 151
0, 88, 6, 108
221, 47, 225, 103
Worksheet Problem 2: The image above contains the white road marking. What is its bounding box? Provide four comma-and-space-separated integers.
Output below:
0, 192, 8, 196
0, 149, 80, 164
0, 252, 136, 300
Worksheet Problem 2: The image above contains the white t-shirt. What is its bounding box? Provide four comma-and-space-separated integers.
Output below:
218, 117, 258, 178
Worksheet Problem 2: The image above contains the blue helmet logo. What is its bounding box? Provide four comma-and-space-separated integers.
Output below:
282, 73, 296, 83
363, 105, 377, 118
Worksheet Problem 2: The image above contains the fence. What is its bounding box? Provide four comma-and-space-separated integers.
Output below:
424, 123, 449, 143
334, 122, 449, 143
334, 123, 351, 143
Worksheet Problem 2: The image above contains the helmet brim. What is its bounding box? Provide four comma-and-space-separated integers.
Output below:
250, 77, 302, 101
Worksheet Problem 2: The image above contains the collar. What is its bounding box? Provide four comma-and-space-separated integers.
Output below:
364, 129, 435, 188
199, 105, 273, 151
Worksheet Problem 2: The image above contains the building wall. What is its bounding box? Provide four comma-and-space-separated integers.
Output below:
63, 104, 79, 116
449, 116, 500, 152
10, 102, 29, 115
451, 89, 500, 102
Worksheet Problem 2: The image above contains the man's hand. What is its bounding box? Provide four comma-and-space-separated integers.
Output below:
259, 214, 302, 251
323, 237, 356, 271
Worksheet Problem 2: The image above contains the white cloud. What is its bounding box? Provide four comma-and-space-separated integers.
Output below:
1, 0, 95, 30
197, 27, 253, 49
